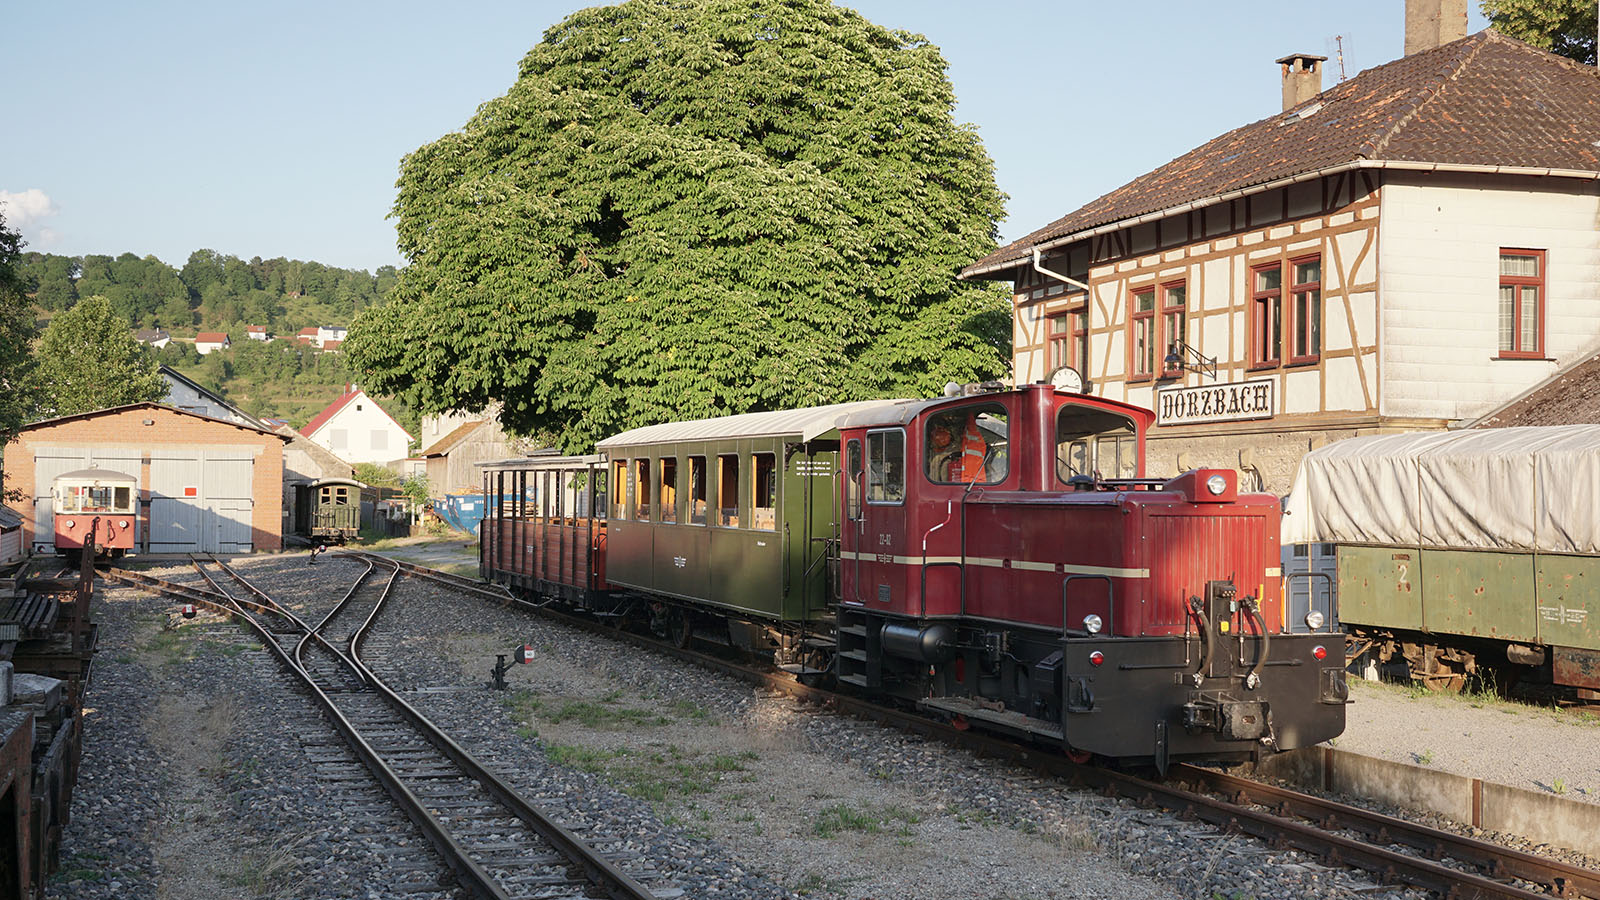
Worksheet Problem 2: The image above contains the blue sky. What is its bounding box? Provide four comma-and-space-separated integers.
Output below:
4, 1, 1488, 272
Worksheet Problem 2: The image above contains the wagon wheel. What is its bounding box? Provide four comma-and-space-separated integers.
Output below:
667, 609, 693, 649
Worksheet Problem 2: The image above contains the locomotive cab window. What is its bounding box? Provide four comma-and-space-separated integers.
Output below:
925, 403, 1008, 485
753, 453, 777, 531
717, 454, 740, 527
866, 429, 905, 504
659, 457, 679, 524
1055, 405, 1139, 482
688, 456, 707, 525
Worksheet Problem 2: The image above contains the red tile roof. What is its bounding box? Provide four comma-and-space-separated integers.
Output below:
298, 327, 318, 336
195, 332, 229, 343
321, 339, 342, 352
246, 325, 266, 333
301, 389, 360, 437
964, 31, 1600, 276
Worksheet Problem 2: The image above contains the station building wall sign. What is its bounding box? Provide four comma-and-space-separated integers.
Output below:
1156, 379, 1275, 427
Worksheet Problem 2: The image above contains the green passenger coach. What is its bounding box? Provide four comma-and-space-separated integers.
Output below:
594, 403, 891, 630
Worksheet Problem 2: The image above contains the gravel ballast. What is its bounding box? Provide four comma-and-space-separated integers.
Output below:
52, 550, 1600, 898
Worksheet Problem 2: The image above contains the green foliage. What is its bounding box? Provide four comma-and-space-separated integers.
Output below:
30, 294, 166, 417
0, 213, 40, 502
349, 0, 1010, 452
18, 247, 393, 335
353, 462, 400, 487
1483, 0, 1597, 64
401, 473, 431, 508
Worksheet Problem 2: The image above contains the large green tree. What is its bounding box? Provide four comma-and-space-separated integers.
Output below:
1484, 0, 1597, 64
31, 294, 167, 417
0, 213, 39, 501
347, 0, 1010, 451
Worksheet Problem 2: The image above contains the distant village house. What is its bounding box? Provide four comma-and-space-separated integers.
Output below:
194, 332, 231, 355
245, 325, 270, 341
133, 328, 170, 349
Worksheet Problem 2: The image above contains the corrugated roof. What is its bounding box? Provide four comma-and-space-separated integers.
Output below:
0, 507, 24, 530
596, 400, 912, 449
964, 31, 1600, 277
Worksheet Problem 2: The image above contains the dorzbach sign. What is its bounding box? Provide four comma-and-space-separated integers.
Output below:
1156, 379, 1275, 426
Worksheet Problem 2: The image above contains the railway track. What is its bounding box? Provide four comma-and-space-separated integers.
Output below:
104, 556, 673, 900
337, 550, 1600, 900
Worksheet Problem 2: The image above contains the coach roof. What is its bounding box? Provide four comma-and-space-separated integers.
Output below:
596, 400, 914, 449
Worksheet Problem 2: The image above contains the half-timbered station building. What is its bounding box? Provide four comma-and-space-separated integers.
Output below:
960, 4, 1600, 493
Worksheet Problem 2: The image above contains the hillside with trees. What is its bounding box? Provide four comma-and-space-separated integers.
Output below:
11, 246, 417, 439
16, 248, 398, 337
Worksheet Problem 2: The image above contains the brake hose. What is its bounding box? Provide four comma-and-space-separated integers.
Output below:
1241, 596, 1269, 690
1187, 596, 1210, 687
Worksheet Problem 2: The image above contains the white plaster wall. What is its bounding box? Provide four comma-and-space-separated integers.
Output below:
1380, 174, 1600, 420
310, 392, 411, 465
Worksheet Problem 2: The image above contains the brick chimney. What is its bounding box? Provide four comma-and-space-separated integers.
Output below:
1404, 0, 1468, 55
1277, 53, 1327, 111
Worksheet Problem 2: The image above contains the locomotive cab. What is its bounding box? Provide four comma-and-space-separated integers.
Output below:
836, 383, 1346, 770
53, 468, 139, 556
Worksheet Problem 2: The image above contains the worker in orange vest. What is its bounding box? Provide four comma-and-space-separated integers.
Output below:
958, 414, 988, 483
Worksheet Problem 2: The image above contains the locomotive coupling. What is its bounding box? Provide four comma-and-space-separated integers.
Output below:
1182, 694, 1272, 741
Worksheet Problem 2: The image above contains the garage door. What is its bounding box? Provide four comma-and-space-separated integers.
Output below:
31, 448, 142, 553
149, 449, 255, 553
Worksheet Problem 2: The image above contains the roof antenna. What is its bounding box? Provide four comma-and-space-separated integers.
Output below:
1334, 35, 1349, 82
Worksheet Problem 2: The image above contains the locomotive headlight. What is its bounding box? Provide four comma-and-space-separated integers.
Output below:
1205, 474, 1227, 496
64, 521, 75, 530
1304, 609, 1325, 630
1082, 614, 1103, 634
119, 520, 129, 528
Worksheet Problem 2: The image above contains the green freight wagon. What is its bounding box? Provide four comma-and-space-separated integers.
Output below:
1283, 426, 1600, 693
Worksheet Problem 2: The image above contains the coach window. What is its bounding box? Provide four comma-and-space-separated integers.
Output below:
611, 460, 628, 519
867, 429, 905, 504
845, 439, 863, 520
926, 404, 1007, 485
114, 486, 132, 512
753, 453, 777, 531
660, 457, 679, 524
717, 454, 740, 527
634, 458, 651, 521
1055, 405, 1139, 482
688, 456, 707, 525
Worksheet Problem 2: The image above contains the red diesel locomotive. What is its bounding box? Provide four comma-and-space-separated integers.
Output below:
52, 468, 139, 557
479, 384, 1347, 769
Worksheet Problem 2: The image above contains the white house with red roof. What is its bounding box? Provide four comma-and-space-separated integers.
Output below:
194, 332, 231, 355
300, 386, 412, 465
245, 325, 269, 341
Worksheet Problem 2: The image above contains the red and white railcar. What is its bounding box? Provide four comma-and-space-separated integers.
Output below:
52, 468, 138, 557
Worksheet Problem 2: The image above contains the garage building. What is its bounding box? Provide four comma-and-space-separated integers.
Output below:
3, 403, 289, 554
